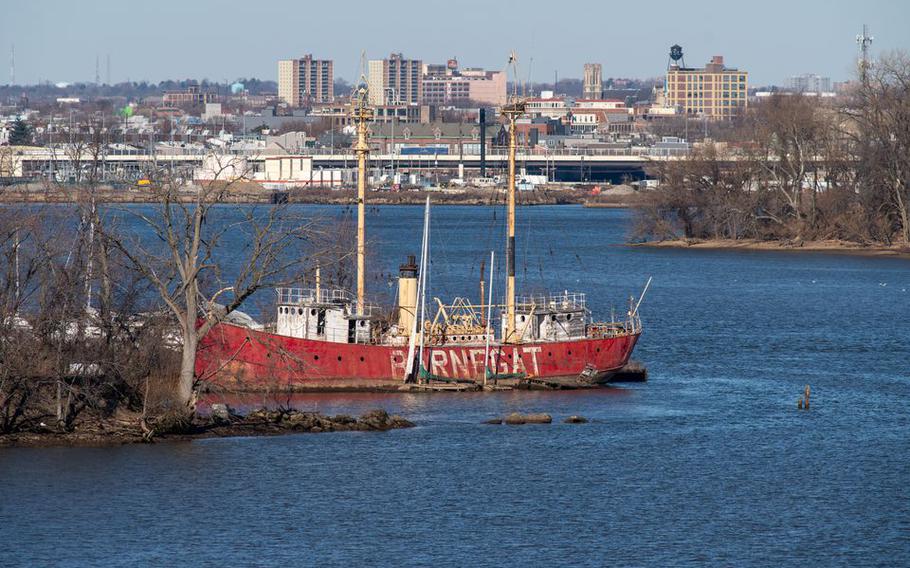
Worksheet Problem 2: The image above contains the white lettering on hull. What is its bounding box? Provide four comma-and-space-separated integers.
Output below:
388, 345, 550, 379
430, 350, 448, 377
390, 349, 407, 378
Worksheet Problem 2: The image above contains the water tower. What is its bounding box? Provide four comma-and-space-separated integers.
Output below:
668, 44, 685, 69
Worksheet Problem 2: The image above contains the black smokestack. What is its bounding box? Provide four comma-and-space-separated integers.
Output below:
479, 107, 487, 178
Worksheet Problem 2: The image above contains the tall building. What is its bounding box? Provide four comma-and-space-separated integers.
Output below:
368, 53, 423, 106
278, 55, 334, 106
583, 63, 604, 99
421, 58, 507, 106
787, 74, 832, 94
666, 55, 748, 119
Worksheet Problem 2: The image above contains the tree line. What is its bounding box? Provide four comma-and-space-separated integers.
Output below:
636, 52, 910, 246
0, 152, 349, 438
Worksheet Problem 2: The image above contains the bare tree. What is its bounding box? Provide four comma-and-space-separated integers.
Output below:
100, 157, 325, 417
848, 51, 910, 244
746, 94, 835, 240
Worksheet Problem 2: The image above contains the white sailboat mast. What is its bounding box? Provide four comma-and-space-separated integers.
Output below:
483, 250, 495, 385
404, 197, 431, 381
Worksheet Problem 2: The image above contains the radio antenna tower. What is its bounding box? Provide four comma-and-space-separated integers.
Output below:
856, 24, 873, 81
95, 54, 100, 85
106, 53, 111, 85
9, 44, 14, 86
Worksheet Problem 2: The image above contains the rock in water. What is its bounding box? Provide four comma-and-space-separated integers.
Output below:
504, 413, 552, 425
524, 413, 552, 424
360, 409, 390, 429
387, 415, 415, 429
358, 409, 414, 430
482, 417, 503, 425
564, 415, 588, 424
504, 413, 526, 425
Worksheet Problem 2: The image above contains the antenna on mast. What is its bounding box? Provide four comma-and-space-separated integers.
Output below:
856, 24, 874, 81
359, 50, 368, 84
507, 51, 520, 99
525, 56, 533, 98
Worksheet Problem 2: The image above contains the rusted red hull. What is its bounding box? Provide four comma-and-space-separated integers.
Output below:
196, 322, 640, 391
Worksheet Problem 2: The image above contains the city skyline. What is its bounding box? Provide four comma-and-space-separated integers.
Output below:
2, 0, 909, 87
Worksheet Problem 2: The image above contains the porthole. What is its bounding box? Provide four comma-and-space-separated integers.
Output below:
310, 309, 317, 316
360, 356, 365, 362
547, 351, 553, 357
551, 315, 557, 321
566, 313, 573, 321
596, 348, 601, 353
337, 356, 342, 362
314, 355, 319, 361
519, 315, 526, 322
568, 350, 572, 355
359, 320, 366, 327
298, 308, 303, 315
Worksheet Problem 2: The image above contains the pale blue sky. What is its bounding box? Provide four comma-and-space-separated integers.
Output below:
2, 0, 908, 86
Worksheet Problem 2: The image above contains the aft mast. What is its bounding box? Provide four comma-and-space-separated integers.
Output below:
351, 78, 374, 315
501, 95, 526, 344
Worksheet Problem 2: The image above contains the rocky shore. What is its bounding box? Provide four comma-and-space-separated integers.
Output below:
636, 238, 910, 259
0, 407, 414, 449
0, 184, 598, 206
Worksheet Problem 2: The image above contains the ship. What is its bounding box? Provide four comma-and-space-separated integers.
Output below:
195, 76, 647, 392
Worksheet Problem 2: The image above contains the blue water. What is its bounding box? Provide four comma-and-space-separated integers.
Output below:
2, 205, 909, 566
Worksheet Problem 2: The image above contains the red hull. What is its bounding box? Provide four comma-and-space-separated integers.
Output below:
197, 323, 640, 391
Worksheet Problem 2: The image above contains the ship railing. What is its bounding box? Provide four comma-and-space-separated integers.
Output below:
276, 287, 384, 317
276, 287, 353, 306
514, 292, 586, 312
587, 311, 642, 338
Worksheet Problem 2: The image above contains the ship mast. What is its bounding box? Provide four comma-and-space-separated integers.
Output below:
351, 81, 373, 315
501, 98, 525, 343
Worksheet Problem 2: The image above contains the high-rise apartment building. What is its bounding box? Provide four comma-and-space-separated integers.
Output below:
367, 53, 422, 106
583, 63, 604, 99
666, 55, 747, 119
787, 74, 832, 94
421, 58, 507, 106
278, 55, 334, 106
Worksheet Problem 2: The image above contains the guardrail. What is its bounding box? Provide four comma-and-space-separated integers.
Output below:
514, 291, 587, 311
276, 287, 383, 317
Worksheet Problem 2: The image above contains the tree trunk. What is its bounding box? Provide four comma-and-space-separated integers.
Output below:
894, 179, 910, 244
177, 327, 197, 413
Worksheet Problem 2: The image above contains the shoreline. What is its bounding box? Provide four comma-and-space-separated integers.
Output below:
0, 408, 414, 449
0, 184, 641, 207
635, 238, 910, 259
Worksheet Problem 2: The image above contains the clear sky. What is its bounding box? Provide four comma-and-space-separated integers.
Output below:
2, 0, 908, 86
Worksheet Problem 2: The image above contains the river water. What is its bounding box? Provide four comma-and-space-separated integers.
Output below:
2, 205, 909, 566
